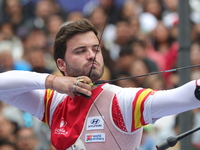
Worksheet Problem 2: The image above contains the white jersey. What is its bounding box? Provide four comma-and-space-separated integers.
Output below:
1, 70, 200, 150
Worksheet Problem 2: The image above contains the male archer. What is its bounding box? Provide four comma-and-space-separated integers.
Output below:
1, 19, 200, 150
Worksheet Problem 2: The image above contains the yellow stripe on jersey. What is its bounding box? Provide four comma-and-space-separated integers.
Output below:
44, 89, 54, 126
134, 89, 152, 129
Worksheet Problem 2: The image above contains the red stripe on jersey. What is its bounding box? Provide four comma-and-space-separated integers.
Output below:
112, 94, 127, 132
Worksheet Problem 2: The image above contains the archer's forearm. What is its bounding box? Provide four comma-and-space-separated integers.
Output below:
149, 80, 200, 122
0, 70, 49, 100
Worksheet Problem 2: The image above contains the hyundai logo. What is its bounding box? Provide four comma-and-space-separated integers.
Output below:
90, 119, 100, 124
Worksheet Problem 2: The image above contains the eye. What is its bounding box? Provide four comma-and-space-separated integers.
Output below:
76, 49, 86, 54
93, 49, 99, 53
92, 46, 101, 53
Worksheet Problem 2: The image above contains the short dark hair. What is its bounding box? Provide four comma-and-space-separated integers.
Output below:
53, 19, 98, 75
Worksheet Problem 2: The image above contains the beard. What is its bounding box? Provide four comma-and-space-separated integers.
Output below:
65, 61, 104, 82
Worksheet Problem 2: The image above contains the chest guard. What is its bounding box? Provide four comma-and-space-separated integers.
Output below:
50, 85, 143, 150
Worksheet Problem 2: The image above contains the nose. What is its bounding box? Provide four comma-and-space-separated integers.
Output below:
86, 49, 96, 61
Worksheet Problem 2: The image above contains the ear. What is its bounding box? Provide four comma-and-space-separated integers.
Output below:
57, 58, 67, 73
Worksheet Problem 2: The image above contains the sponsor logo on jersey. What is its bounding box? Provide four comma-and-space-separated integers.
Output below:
86, 116, 104, 130
54, 117, 68, 135
85, 133, 105, 142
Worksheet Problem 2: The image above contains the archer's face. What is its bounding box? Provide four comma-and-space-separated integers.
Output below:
58, 31, 104, 82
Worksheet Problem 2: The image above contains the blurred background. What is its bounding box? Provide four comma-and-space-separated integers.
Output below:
0, 0, 200, 150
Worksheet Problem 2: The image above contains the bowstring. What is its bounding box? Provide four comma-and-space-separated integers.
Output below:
88, 2, 111, 78
87, 0, 122, 149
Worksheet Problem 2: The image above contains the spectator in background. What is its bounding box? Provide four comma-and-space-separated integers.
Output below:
193, 23, 200, 43
33, 0, 66, 30
0, 139, 18, 150
46, 15, 64, 42
0, 49, 18, 72
143, 0, 163, 20
0, 23, 24, 61
26, 47, 53, 74
148, 21, 179, 88
100, 40, 116, 79
189, 0, 200, 24
83, 0, 121, 24
0, 114, 17, 143
33, 0, 52, 29
66, 11, 84, 22
162, 0, 179, 29
143, 75, 166, 90
150, 21, 176, 55
0, 48, 30, 72
88, 6, 116, 49
131, 38, 158, 72
0, 41, 31, 72
115, 45, 133, 74
190, 42, 200, 80
16, 127, 41, 150
89, 6, 111, 33
0, 0, 34, 38
45, 15, 64, 71
2, 104, 51, 150
114, 71, 137, 88
98, 0, 121, 24
128, 58, 150, 87
162, 0, 178, 15
119, 0, 141, 21
109, 20, 132, 61
89, 6, 107, 34
129, 16, 146, 40
22, 29, 47, 62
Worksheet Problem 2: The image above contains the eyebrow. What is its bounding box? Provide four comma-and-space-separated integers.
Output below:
72, 46, 86, 51
93, 44, 100, 48
72, 44, 100, 51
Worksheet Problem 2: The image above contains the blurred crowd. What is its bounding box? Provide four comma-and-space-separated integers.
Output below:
0, 0, 200, 150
